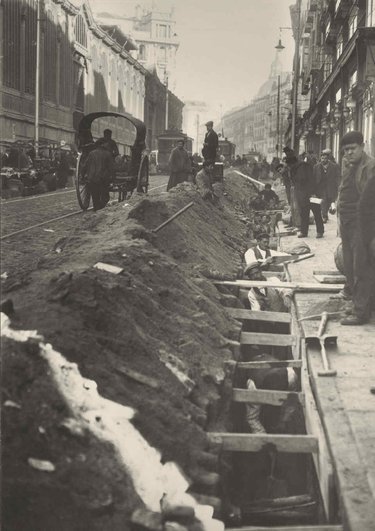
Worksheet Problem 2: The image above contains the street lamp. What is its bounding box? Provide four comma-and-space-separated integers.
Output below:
274, 3, 301, 152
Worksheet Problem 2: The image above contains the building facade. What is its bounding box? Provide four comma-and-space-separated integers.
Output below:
1, 0, 181, 152
95, 5, 179, 90
221, 58, 292, 159
291, 0, 375, 160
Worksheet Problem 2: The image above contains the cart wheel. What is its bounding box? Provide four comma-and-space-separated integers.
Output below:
75, 154, 90, 210
137, 155, 149, 193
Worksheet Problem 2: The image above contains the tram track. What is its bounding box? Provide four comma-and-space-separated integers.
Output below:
1, 178, 168, 240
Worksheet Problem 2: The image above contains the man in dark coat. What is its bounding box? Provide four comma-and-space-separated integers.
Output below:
313, 149, 341, 222
98, 129, 119, 159
359, 173, 375, 262
84, 142, 114, 211
286, 152, 324, 238
202, 121, 218, 164
338, 131, 375, 325
167, 139, 192, 191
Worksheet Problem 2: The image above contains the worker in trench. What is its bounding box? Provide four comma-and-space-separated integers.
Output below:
239, 261, 297, 433
244, 232, 290, 268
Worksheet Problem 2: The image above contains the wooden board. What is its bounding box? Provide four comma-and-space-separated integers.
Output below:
313, 274, 346, 284
227, 308, 291, 323
240, 331, 296, 346
227, 525, 343, 531
227, 359, 302, 369
208, 432, 318, 454
313, 270, 342, 276
300, 340, 335, 521
232, 388, 304, 406
215, 280, 344, 292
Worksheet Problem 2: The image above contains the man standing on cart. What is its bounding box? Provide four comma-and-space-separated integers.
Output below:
84, 142, 114, 211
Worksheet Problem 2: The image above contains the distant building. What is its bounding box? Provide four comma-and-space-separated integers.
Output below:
0, 0, 147, 149
222, 54, 292, 159
289, 0, 375, 160
182, 101, 213, 155
95, 4, 179, 89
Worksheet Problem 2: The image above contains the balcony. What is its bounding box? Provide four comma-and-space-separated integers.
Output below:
325, 19, 339, 44
334, 0, 351, 20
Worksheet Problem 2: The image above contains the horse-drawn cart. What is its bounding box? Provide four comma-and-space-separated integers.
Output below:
75, 111, 149, 210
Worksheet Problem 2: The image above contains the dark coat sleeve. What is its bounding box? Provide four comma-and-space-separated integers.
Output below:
359, 173, 375, 245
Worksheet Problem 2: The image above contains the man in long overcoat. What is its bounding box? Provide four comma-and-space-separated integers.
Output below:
202, 121, 218, 164
286, 152, 324, 238
313, 149, 341, 222
167, 139, 192, 191
338, 131, 375, 325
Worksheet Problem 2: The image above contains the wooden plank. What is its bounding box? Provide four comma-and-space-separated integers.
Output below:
300, 340, 335, 521
313, 270, 342, 276
240, 331, 296, 346
229, 359, 302, 369
262, 271, 285, 279
232, 388, 304, 406
313, 274, 346, 284
227, 308, 291, 323
227, 525, 343, 531
208, 432, 318, 454
214, 280, 344, 292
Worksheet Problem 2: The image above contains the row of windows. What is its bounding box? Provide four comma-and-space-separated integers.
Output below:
2, 0, 71, 107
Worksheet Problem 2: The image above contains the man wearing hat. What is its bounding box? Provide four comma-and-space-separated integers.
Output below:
338, 131, 375, 325
167, 138, 192, 191
243, 260, 292, 312
285, 151, 324, 238
244, 232, 289, 266
313, 149, 341, 222
202, 121, 218, 165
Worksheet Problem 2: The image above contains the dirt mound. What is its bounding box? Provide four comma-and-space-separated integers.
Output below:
2, 172, 264, 529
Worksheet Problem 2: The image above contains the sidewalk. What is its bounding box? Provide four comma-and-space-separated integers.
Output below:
281, 217, 375, 531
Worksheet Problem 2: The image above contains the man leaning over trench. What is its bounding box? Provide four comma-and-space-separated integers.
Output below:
337, 131, 375, 325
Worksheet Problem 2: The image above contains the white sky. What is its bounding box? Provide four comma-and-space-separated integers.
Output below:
89, 0, 295, 116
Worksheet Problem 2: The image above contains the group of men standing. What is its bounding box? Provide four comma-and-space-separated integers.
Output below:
167, 120, 219, 194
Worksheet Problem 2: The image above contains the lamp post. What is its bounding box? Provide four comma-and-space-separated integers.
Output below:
275, 3, 301, 151
35, 0, 41, 153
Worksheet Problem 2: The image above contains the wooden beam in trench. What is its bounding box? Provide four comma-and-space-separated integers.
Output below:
226, 525, 343, 531
214, 280, 344, 292
232, 388, 304, 407
208, 432, 318, 454
227, 307, 291, 323
225, 359, 302, 369
240, 331, 296, 347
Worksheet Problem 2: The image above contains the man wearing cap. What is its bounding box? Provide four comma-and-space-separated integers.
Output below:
338, 130, 375, 325
313, 149, 341, 222
244, 233, 290, 266
202, 121, 218, 165
285, 152, 324, 238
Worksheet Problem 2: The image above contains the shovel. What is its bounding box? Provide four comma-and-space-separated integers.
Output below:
305, 311, 337, 377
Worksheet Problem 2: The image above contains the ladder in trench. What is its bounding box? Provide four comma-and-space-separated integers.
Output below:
211, 298, 339, 530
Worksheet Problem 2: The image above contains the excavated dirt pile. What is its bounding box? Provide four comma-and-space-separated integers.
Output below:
2, 172, 271, 531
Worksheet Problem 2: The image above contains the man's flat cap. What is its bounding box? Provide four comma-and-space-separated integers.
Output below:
256, 232, 270, 240
244, 261, 262, 275
205, 121, 214, 126
341, 131, 364, 146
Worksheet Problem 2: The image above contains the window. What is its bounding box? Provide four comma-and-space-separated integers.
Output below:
367, 0, 375, 26
335, 88, 342, 103
3, 0, 21, 89
158, 24, 167, 38
336, 31, 343, 59
158, 46, 166, 63
349, 70, 357, 88
138, 44, 146, 60
349, 7, 358, 38
44, 10, 58, 102
75, 14, 87, 48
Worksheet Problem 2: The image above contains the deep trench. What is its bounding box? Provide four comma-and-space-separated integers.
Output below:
204, 262, 342, 529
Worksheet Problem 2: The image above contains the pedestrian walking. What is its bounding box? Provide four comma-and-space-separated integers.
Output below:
313, 149, 341, 222
338, 131, 375, 325
202, 121, 218, 165
83, 142, 114, 211
286, 151, 324, 238
167, 139, 192, 191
